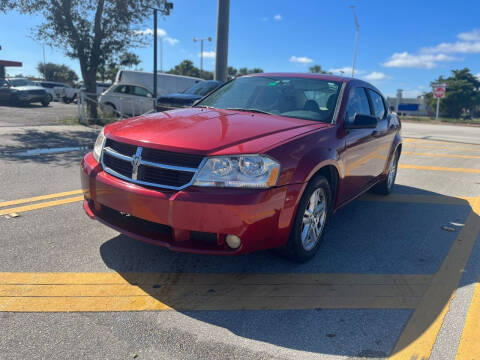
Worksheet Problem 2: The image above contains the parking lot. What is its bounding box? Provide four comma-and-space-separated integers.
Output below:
0, 121, 479, 359
0, 101, 77, 127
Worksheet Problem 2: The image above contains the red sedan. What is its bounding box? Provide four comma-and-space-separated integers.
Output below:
81, 73, 401, 262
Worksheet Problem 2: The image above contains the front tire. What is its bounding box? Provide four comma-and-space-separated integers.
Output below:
282, 175, 331, 262
41, 100, 50, 107
372, 150, 399, 195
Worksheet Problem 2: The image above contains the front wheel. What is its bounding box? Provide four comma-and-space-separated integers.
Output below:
41, 100, 50, 107
282, 175, 331, 262
372, 150, 399, 195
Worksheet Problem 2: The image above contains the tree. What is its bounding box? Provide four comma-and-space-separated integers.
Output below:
37, 62, 78, 85
426, 69, 480, 118
119, 52, 141, 69
168, 60, 200, 78
308, 65, 330, 74
1, 0, 172, 122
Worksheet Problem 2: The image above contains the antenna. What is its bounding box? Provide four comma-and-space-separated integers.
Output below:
350, 5, 360, 77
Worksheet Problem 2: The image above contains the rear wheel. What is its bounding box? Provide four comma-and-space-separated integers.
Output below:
41, 100, 50, 107
372, 150, 399, 195
281, 175, 331, 262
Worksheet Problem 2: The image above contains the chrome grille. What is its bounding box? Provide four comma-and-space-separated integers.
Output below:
101, 138, 205, 190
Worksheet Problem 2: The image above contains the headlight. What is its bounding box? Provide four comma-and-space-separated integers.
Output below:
194, 155, 280, 188
92, 128, 105, 162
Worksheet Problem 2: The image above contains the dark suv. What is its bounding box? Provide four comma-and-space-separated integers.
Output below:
0, 78, 50, 106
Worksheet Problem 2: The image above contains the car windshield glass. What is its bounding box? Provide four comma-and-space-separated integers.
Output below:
9, 79, 35, 87
197, 76, 342, 123
183, 81, 220, 96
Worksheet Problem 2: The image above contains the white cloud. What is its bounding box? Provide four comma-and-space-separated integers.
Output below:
458, 29, 480, 42
329, 66, 365, 75
422, 41, 480, 54
289, 56, 313, 64
164, 37, 179, 46
273, 14, 282, 21
476, 73, 480, 80
383, 52, 456, 69
363, 71, 389, 81
134, 28, 179, 46
199, 51, 216, 58
134, 28, 167, 37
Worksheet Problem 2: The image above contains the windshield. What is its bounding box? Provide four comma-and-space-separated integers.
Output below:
8, 78, 35, 87
197, 76, 342, 123
184, 81, 221, 96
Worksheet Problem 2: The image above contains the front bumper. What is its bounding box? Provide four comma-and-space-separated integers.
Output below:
81, 152, 303, 255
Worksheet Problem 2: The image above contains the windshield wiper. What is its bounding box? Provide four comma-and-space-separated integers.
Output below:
224, 108, 272, 115
194, 105, 215, 109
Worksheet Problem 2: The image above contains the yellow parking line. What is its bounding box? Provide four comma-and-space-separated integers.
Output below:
0, 273, 432, 312
399, 164, 480, 174
402, 151, 480, 160
0, 196, 84, 216
390, 196, 480, 359
403, 144, 480, 152
0, 189, 84, 208
455, 278, 480, 359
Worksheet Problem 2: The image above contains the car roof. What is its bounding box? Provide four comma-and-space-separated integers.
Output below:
244, 72, 383, 95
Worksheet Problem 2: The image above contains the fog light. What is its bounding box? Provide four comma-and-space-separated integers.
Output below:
226, 234, 241, 249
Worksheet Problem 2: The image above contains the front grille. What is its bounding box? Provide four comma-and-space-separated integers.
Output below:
101, 138, 204, 190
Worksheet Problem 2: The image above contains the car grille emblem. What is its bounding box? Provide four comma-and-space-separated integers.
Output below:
131, 147, 143, 180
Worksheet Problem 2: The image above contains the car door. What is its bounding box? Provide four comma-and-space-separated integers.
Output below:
366, 88, 394, 175
130, 86, 154, 115
0, 79, 11, 102
339, 87, 380, 201
111, 85, 132, 115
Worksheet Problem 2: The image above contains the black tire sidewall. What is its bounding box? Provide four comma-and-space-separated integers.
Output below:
287, 175, 331, 262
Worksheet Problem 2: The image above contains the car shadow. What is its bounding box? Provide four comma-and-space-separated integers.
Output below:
99, 185, 477, 357
0, 128, 97, 166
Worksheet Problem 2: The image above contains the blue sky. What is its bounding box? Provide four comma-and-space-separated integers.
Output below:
1, 0, 480, 97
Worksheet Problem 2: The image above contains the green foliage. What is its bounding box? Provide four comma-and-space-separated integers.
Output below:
425, 69, 480, 118
308, 65, 331, 74
37, 62, 78, 84
119, 52, 141, 69
97, 51, 141, 82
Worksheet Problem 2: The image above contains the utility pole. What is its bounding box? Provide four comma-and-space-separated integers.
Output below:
153, 9, 158, 100
42, 43, 46, 80
160, 37, 163, 73
214, 0, 230, 82
193, 37, 212, 74
350, 5, 360, 78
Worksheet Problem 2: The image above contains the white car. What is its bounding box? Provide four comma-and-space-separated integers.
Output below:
115, 70, 203, 96
34, 81, 71, 102
99, 83, 154, 116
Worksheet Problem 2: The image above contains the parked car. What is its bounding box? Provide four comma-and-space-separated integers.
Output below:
34, 81, 71, 102
60, 82, 111, 104
81, 73, 401, 262
115, 70, 203, 96
99, 83, 154, 116
0, 78, 50, 106
156, 80, 224, 111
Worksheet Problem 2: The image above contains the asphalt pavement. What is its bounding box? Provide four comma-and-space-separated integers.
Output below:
0, 121, 479, 359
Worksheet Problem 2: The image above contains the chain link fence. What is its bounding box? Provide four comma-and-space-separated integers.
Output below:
76, 90, 155, 125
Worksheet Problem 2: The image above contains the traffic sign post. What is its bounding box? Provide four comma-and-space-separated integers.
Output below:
432, 83, 446, 120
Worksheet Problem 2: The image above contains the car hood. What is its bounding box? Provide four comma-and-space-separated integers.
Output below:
13, 86, 46, 91
105, 108, 328, 154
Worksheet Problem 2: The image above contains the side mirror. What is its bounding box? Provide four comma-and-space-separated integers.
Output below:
344, 113, 378, 129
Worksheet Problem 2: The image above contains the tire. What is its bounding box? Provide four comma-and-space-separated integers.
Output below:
102, 102, 117, 116
281, 175, 331, 262
372, 150, 399, 195
63, 97, 72, 104
41, 100, 50, 107
47, 94, 53, 102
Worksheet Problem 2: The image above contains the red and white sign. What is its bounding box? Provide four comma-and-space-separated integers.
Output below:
432, 83, 447, 99
434, 87, 446, 98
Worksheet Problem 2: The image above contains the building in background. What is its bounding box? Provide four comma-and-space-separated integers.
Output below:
0, 60, 22, 78
387, 89, 430, 116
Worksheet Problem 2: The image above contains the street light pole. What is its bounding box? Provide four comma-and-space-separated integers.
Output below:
350, 5, 360, 78
153, 9, 158, 100
214, 0, 230, 82
193, 37, 212, 74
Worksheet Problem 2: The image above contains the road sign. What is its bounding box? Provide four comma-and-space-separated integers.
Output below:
434, 87, 446, 98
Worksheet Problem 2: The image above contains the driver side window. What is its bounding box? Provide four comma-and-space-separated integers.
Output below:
345, 87, 371, 125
